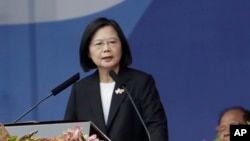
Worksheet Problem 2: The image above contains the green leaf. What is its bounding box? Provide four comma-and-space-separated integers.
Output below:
213, 133, 220, 141
7, 136, 17, 141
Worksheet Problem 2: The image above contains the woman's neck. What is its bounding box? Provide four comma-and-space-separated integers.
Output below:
98, 68, 119, 83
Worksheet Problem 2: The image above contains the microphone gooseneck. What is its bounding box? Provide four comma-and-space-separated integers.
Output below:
51, 73, 80, 95
109, 70, 151, 141
13, 72, 80, 123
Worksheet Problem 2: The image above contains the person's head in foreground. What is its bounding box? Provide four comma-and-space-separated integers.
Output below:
215, 106, 250, 141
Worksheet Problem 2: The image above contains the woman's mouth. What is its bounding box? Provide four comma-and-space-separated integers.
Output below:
102, 56, 113, 62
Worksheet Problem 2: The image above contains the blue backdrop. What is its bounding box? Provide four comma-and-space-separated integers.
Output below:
1, 0, 250, 140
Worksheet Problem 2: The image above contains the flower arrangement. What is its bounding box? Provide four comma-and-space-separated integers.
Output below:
4, 126, 101, 141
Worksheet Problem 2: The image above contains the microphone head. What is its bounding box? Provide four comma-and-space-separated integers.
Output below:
109, 70, 124, 87
109, 70, 116, 80
51, 72, 80, 96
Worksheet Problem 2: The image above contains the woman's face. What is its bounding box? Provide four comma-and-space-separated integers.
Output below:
217, 109, 245, 141
89, 25, 122, 71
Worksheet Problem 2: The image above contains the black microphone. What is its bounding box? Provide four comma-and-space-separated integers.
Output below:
109, 70, 151, 141
13, 72, 80, 123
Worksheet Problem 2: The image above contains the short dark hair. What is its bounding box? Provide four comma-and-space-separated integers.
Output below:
218, 106, 250, 124
79, 17, 132, 72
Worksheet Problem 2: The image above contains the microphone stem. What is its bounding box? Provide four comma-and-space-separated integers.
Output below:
122, 86, 151, 141
12, 72, 80, 123
13, 93, 53, 123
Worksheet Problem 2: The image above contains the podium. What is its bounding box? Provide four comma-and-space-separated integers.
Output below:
4, 120, 111, 141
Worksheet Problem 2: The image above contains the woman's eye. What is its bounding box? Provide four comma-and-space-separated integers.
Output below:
109, 40, 117, 44
95, 42, 103, 46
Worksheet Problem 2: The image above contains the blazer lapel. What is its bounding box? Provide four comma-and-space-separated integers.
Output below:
106, 69, 130, 129
88, 72, 107, 133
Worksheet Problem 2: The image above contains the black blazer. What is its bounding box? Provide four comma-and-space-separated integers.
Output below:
64, 68, 168, 141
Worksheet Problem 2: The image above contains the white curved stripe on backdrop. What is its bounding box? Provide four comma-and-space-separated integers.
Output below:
0, 0, 123, 25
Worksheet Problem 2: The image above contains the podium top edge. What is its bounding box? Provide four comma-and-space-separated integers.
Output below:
4, 120, 89, 126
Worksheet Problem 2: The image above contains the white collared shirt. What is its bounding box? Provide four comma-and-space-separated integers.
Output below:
100, 82, 115, 124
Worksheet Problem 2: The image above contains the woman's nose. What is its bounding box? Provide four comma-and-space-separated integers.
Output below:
103, 43, 110, 52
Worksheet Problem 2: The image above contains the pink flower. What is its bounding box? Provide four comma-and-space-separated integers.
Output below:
72, 126, 82, 140
63, 126, 83, 141
87, 134, 98, 141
